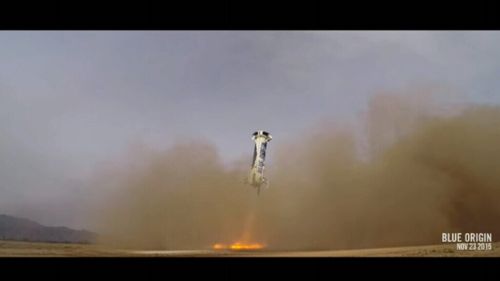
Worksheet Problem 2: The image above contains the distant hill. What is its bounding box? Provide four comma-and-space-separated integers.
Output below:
0, 214, 97, 244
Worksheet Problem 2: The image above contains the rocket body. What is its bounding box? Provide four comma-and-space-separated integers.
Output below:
247, 130, 272, 194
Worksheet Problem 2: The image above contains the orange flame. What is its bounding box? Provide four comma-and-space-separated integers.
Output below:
212, 241, 265, 251
229, 242, 265, 250
212, 243, 227, 250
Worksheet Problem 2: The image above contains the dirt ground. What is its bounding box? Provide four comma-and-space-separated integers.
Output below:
0, 240, 499, 257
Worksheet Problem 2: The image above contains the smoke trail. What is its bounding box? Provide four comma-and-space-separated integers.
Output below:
95, 93, 500, 250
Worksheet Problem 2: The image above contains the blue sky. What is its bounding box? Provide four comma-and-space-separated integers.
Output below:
0, 31, 499, 228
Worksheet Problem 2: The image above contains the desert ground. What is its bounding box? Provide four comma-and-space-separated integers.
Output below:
0, 240, 499, 257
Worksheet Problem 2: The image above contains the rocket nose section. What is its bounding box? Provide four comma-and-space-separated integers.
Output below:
252, 130, 272, 141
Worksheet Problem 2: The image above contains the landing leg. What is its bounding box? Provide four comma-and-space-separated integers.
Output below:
263, 177, 269, 189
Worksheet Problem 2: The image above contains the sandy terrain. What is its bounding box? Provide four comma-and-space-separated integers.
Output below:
0, 240, 499, 257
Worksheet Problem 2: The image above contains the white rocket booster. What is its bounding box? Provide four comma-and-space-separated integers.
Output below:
246, 130, 272, 195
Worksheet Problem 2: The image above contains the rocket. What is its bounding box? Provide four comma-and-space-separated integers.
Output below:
246, 130, 272, 195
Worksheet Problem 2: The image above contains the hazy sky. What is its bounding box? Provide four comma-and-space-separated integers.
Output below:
1, 31, 499, 228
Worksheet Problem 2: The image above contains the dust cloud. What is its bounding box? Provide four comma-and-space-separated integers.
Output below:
95, 92, 500, 250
